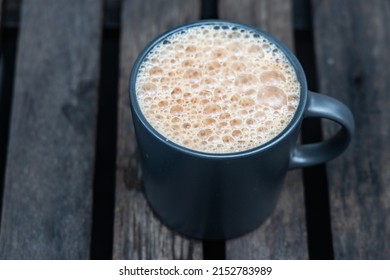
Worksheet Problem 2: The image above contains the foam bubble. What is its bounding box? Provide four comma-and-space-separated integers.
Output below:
136, 24, 300, 153
258, 86, 287, 109
260, 70, 286, 84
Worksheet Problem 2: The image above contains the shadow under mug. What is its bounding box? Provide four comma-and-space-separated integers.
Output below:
129, 20, 355, 240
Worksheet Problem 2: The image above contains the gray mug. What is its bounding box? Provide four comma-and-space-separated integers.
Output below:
129, 20, 354, 240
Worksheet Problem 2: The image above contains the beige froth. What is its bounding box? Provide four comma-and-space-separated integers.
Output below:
136, 24, 300, 153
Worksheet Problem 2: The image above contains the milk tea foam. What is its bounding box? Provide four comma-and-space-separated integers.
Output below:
135, 24, 300, 153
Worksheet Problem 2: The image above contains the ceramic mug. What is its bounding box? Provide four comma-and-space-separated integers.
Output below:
129, 20, 354, 240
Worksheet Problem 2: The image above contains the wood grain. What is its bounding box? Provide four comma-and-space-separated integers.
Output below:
113, 0, 203, 259
220, 0, 308, 259
312, 0, 390, 259
0, 0, 102, 259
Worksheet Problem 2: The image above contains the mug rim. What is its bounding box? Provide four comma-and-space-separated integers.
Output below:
129, 20, 308, 159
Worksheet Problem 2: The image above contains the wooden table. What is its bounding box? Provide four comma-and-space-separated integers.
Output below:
0, 0, 389, 259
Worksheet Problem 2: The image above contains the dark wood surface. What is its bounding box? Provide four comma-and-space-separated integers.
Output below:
0, 0, 389, 260
0, 0, 103, 259
312, 0, 390, 259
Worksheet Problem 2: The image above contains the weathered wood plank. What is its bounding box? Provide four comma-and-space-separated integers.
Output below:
2, 0, 121, 29
0, 0, 103, 259
312, 0, 390, 259
113, 0, 203, 259
220, 0, 308, 259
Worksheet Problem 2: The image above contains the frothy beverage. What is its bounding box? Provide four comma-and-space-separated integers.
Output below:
135, 23, 300, 153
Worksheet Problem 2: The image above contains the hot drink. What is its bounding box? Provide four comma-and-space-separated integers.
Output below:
135, 23, 300, 153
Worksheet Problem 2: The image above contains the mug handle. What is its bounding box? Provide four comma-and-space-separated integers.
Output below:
289, 91, 355, 169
